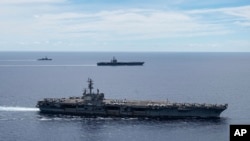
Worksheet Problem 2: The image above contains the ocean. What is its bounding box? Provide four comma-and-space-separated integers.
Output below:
0, 52, 249, 141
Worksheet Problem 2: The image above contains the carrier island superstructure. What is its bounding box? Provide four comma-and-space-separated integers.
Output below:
36, 79, 227, 119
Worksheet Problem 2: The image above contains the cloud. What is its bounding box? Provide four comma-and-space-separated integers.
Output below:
32, 9, 230, 41
224, 6, 250, 19
0, 1, 249, 51
188, 5, 250, 27
0, 0, 66, 4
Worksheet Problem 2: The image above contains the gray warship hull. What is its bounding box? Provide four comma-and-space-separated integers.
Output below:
37, 98, 227, 119
97, 57, 144, 66
36, 79, 227, 119
37, 56, 52, 61
97, 62, 144, 66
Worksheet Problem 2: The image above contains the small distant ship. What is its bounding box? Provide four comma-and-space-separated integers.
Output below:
37, 56, 52, 61
36, 79, 228, 119
97, 57, 144, 66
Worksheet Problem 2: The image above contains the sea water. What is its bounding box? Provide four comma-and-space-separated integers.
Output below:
0, 52, 250, 141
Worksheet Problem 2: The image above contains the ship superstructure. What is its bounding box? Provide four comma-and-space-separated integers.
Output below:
36, 79, 227, 119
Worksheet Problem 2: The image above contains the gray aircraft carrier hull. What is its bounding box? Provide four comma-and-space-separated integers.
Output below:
36, 79, 227, 119
37, 98, 227, 119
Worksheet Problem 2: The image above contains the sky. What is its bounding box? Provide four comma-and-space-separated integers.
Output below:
0, 0, 250, 52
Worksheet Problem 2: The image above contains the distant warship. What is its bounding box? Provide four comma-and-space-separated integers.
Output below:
37, 56, 52, 61
36, 79, 227, 119
97, 57, 144, 66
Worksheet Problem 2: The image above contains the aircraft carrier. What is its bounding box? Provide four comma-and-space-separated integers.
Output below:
97, 57, 144, 66
36, 79, 227, 119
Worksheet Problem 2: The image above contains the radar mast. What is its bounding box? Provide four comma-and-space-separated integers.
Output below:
88, 78, 94, 94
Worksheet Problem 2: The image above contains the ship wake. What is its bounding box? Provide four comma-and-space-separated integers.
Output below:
0, 106, 39, 112
0, 64, 96, 67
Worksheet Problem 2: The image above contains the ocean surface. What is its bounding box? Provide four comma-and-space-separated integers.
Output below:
0, 52, 250, 141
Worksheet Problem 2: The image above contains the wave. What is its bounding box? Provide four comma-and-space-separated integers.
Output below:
37, 116, 138, 121
0, 106, 39, 112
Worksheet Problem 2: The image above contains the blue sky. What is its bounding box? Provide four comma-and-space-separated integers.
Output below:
0, 0, 249, 52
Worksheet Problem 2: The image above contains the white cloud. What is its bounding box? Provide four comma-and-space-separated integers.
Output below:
32, 9, 229, 41
0, 0, 66, 4
0, 1, 249, 51
188, 5, 250, 27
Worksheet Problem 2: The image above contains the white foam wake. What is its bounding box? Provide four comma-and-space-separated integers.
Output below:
0, 59, 36, 62
0, 64, 96, 67
0, 106, 39, 112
